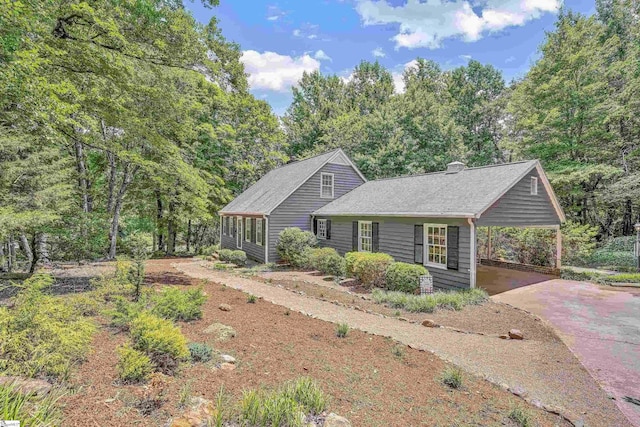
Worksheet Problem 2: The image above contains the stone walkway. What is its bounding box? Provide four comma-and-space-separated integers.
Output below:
175, 260, 630, 427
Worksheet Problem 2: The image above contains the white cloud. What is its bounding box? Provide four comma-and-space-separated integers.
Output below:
372, 47, 386, 57
240, 50, 321, 92
314, 50, 332, 62
391, 59, 418, 93
459, 54, 472, 61
355, 0, 561, 49
292, 29, 302, 37
308, 34, 318, 39
505, 55, 516, 63
266, 5, 287, 21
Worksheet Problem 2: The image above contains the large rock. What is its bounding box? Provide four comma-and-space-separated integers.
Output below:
203, 323, 236, 341
170, 397, 214, 427
324, 413, 351, 427
421, 319, 439, 328
508, 329, 524, 340
0, 376, 52, 396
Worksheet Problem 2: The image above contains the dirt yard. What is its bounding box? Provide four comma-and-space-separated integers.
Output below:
59, 258, 572, 426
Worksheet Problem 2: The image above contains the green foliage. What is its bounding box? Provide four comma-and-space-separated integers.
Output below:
151, 287, 207, 322
345, 252, 394, 288
218, 249, 247, 266
336, 323, 349, 338
0, 382, 63, 426
247, 294, 257, 304
602, 236, 636, 252
440, 367, 463, 389
106, 296, 145, 330
276, 228, 317, 268
306, 247, 346, 277
282, 377, 327, 415
508, 404, 533, 427
129, 312, 190, 365
385, 262, 428, 293
585, 249, 636, 270
602, 273, 640, 284
117, 344, 154, 384
372, 288, 488, 313
560, 267, 603, 282
187, 342, 213, 363
0, 274, 96, 379
199, 244, 220, 256
561, 221, 599, 265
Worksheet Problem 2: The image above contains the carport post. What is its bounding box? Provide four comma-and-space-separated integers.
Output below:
555, 225, 562, 269
487, 226, 492, 260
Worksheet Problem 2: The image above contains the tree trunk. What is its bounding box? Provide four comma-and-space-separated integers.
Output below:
29, 234, 39, 274
186, 220, 192, 253
106, 151, 117, 213
19, 234, 33, 264
167, 202, 176, 255
7, 237, 15, 272
0, 243, 6, 272
108, 164, 136, 259
37, 233, 50, 265
75, 141, 91, 213
156, 192, 164, 252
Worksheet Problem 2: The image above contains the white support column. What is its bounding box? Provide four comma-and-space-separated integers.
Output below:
556, 225, 562, 269
264, 216, 269, 263
468, 218, 477, 288
487, 226, 492, 260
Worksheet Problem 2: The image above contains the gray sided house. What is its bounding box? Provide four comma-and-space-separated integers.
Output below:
220, 151, 565, 290
219, 149, 366, 263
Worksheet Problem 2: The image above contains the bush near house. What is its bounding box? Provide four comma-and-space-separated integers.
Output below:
345, 252, 394, 288
385, 262, 429, 293
276, 227, 317, 267
218, 249, 247, 265
306, 247, 346, 277
199, 244, 220, 256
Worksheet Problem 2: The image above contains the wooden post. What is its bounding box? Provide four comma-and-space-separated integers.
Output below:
487, 226, 492, 260
555, 226, 562, 269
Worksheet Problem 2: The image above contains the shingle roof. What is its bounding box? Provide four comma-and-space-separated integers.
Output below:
220, 149, 342, 215
313, 160, 540, 217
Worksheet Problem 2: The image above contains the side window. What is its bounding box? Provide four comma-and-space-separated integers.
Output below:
530, 176, 538, 195
425, 224, 447, 268
317, 219, 327, 239
256, 219, 263, 246
222, 216, 226, 235
358, 221, 372, 252
320, 173, 334, 198
245, 218, 251, 242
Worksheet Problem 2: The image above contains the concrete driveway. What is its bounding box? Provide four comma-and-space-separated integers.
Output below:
493, 278, 640, 426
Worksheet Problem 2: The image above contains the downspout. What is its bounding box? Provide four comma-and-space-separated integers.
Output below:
467, 217, 477, 289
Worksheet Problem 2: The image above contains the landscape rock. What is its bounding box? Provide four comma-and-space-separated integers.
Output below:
499, 334, 510, 339
0, 376, 52, 396
421, 319, 439, 328
220, 354, 236, 363
509, 385, 526, 397
324, 413, 351, 427
203, 323, 236, 341
170, 397, 214, 427
218, 303, 232, 311
220, 362, 236, 371
508, 329, 524, 340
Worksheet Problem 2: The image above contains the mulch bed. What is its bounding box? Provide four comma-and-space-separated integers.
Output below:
60, 259, 570, 426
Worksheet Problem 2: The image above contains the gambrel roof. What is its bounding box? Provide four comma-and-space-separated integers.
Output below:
313, 160, 565, 221
220, 149, 365, 215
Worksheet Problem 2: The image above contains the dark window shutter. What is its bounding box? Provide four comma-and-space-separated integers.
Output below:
352, 221, 358, 251
447, 226, 459, 270
414, 225, 423, 264
372, 222, 379, 252
261, 219, 266, 246
252, 218, 256, 243
326, 220, 331, 240
313, 218, 318, 235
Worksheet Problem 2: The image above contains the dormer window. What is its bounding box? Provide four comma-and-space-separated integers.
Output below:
321, 173, 334, 198
530, 176, 538, 195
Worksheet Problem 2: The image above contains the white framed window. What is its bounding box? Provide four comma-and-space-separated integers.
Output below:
256, 219, 263, 246
320, 173, 334, 198
222, 216, 227, 235
317, 219, 327, 239
530, 176, 538, 195
358, 221, 372, 252
245, 218, 251, 242
425, 224, 447, 268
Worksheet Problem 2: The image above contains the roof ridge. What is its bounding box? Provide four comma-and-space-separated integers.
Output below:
273, 148, 341, 170
366, 160, 537, 183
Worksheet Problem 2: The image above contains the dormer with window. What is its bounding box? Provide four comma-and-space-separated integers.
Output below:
320, 172, 334, 198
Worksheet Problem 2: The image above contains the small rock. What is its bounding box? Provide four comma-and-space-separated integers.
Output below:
0, 376, 52, 396
499, 334, 510, 339
324, 413, 352, 427
220, 354, 236, 363
421, 319, 439, 327
574, 420, 585, 427
509, 385, 526, 397
508, 329, 524, 340
203, 323, 236, 341
171, 397, 214, 427
531, 399, 543, 408
220, 362, 236, 371
398, 317, 409, 322
218, 303, 232, 312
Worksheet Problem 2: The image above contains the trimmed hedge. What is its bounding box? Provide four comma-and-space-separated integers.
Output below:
345, 252, 394, 288
306, 247, 346, 277
276, 228, 317, 267
385, 262, 428, 293
219, 249, 247, 266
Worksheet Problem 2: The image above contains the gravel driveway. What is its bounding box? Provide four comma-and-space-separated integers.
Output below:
175, 260, 630, 427
493, 279, 640, 427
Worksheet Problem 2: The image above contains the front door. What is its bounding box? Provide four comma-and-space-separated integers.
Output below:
236, 217, 242, 249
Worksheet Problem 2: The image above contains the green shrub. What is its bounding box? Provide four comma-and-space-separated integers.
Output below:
151, 287, 206, 322
282, 377, 327, 415
586, 249, 636, 270
0, 382, 63, 426
307, 247, 346, 277
66, 293, 101, 316
247, 294, 257, 303
219, 249, 247, 265
129, 312, 189, 365
601, 273, 640, 284
187, 342, 213, 363
385, 262, 428, 293
218, 249, 233, 262
371, 288, 488, 313
0, 274, 96, 380
559, 267, 602, 282
199, 244, 220, 256
336, 323, 349, 338
117, 344, 154, 383
276, 228, 317, 267
601, 236, 635, 252
105, 296, 145, 330
441, 367, 463, 389
508, 404, 533, 427
345, 252, 394, 288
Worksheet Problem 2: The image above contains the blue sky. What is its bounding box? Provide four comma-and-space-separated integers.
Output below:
187, 0, 595, 116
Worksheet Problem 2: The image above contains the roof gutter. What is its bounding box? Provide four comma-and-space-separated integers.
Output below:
311, 212, 477, 218
219, 211, 267, 217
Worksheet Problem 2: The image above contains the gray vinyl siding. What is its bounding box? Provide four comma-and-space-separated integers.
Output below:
220, 216, 266, 263
317, 216, 472, 290
477, 170, 560, 227
268, 163, 365, 262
